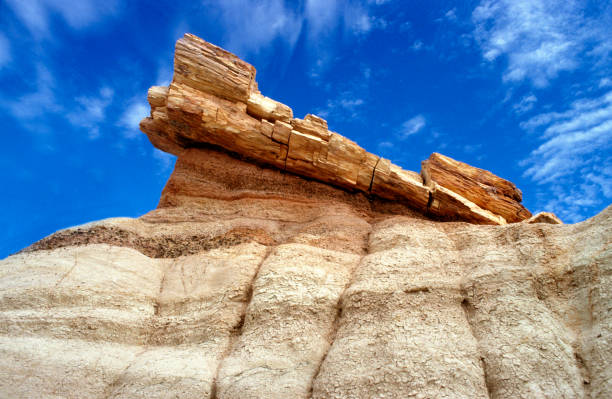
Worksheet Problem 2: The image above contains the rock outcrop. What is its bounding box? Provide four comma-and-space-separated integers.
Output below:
2, 33, 610, 399
140, 33, 530, 225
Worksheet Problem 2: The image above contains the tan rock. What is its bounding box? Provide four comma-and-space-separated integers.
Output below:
173, 33, 256, 103
371, 158, 430, 212
3, 138, 611, 398
147, 85, 168, 108
139, 33, 533, 225
527, 211, 563, 224
422, 152, 531, 222
247, 91, 293, 123
428, 182, 507, 225
271, 120, 291, 144
291, 115, 331, 141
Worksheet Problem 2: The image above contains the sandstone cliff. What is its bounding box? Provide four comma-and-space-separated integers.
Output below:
1, 34, 610, 399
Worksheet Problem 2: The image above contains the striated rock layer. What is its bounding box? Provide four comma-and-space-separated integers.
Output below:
2, 34, 610, 399
140, 33, 531, 225
3, 147, 611, 399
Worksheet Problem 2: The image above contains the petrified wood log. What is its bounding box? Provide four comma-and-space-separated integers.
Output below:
140, 33, 532, 224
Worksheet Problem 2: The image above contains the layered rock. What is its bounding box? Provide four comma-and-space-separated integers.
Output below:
140, 33, 531, 225
2, 147, 610, 398
4, 33, 610, 399
421, 153, 531, 223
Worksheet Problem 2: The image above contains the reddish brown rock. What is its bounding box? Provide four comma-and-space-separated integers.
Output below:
422, 153, 531, 222
140, 33, 533, 225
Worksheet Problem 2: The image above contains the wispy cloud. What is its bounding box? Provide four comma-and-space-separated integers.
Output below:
66, 87, 114, 139
314, 64, 372, 121
444, 8, 458, 22
305, 0, 383, 37
472, 0, 611, 87
411, 40, 424, 51
399, 114, 426, 138
5, 0, 120, 37
513, 94, 537, 114
520, 89, 612, 221
317, 95, 364, 120
4, 64, 59, 121
118, 100, 149, 139
0, 33, 10, 69
208, 0, 302, 57
305, 0, 388, 77
600, 77, 612, 88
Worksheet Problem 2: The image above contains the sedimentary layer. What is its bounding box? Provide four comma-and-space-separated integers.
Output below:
140, 33, 531, 225
3, 33, 609, 399
4, 147, 611, 398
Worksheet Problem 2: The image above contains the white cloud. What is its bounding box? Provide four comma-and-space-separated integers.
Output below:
399, 114, 426, 138
315, 65, 372, 120
66, 87, 114, 139
444, 8, 458, 22
472, 0, 611, 87
411, 40, 424, 51
513, 94, 537, 114
305, 0, 340, 37
305, 0, 386, 36
5, 64, 59, 120
317, 94, 365, 120
155, 63, 173, 87
209, 0, 302, 56
0, 33, 10, 69
463, 144, 483, 154
343, 3, 374, 34
520, 89, 612, 221
119, 100, 149, 139
600, 77, 612, 88
5, 0, 119, 37
304, 0, 387, 78
378, 141, 393, 149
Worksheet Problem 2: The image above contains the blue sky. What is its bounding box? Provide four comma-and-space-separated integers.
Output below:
1, 0, 611, 257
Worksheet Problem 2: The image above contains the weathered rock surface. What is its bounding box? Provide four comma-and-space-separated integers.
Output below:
421, 153, 531, 223
2, 33, 610, 399
527, 211, 564, 224
140, 33, 531, 225
3, 145, 611, 398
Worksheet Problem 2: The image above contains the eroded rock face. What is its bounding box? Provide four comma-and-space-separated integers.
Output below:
140, 33, 532, 225
2, 33, 610, 399
3, 146, 611, 399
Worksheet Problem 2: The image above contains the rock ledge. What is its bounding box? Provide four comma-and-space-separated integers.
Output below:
140, 33, 532, 225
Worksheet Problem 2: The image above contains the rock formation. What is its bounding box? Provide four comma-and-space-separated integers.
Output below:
140, 33, 530, 226
1, 33, 610, 399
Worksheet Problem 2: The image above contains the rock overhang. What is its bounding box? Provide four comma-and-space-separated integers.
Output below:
140, 33, 533, 225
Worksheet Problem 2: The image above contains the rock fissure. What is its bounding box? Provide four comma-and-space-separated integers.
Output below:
308, 224, 374, 398
210, 245, 275, 399
53, 249, 79, 287
368, 156, 381, 194
460, 297, 492, 399
283, 131, 292, 171
103, 348, 149, 399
